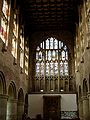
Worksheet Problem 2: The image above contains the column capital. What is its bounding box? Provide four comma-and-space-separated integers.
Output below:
82, 96, 88, 101
0, 94, 8, 99
17, 101, 24, 105
87, 92, 90, 96
8, 98, 18, 103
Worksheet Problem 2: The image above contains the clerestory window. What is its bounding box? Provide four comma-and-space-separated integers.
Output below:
0, 0, 10, 47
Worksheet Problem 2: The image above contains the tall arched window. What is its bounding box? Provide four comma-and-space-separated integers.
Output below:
0, 0, 10, 47
35, 37, 69, 92
11, 11, 19, 63
20, 26, 24, 72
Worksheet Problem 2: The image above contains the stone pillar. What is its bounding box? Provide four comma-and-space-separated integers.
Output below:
17, 101, 24, 120
6, 99, 17, 120
88, 93, 90, 120
79, 98, 83, 120
0, 94, 8, 120
82, 96, 89, 120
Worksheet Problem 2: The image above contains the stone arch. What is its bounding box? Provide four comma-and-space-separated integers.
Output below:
30, 31, 73, 55
7, 81, 17, 120
83, 79, 88, 96
8, 81, 17, 99
0, 71, 6, 94
18, 88, 24, 102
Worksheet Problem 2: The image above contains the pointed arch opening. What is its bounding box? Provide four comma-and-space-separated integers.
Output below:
0, 71, 6, 94
8, 81, 17, 99
18, 88, 24, 102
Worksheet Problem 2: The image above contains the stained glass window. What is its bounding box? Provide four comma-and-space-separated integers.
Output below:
20, 27, 24, 69
11, 12, 19, 60
13, 13, 18, 38
35, 37, 69, 92
0, 0, 10, 47
25, 41, 29, 75
11, 37, 17, 59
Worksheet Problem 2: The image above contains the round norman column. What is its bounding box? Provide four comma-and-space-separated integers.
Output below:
7, 99, 17, 120
0, 94, 8, 120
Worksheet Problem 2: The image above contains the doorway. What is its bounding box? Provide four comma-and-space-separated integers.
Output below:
43, 95, 61, 120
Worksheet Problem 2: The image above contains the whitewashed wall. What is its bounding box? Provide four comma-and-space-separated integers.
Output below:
28, 94, 77, 119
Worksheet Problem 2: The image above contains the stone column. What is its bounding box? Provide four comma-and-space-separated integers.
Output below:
88, 93, 90, 120
17, 101, 24, 120
6, 99, 17, 120
0, 94, 8, 120
79, 98, 83, 120
82, 96, 89, 120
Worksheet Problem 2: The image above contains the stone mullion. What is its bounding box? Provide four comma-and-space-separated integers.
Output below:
44, 42, 46, 92
58, 40, 60, 92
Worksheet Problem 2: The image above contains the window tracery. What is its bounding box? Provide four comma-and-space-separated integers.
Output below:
35, 37, 69, 92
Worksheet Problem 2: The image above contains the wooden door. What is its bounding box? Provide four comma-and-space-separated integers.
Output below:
43, 95, 61, 120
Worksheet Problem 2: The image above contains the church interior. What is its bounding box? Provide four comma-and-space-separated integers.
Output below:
0, 0, 90, 120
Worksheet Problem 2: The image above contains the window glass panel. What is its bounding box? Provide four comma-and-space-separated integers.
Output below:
62, 50, 65, 60
36, 52, 38, 60
64, 45, 67, 51
59, 41, 61, 49
2, 0, 10, 20
60, 61, 64, 76
48, 50, 51, 61
50, 37, 53, 49
11, 37, 17, 59
25, 46, 29, 75
46, 39, 49, 49
66, 51, 68, 60
52, 50, 55, 61
54, 61, 58, 75
46, 62, 49, 75
38, 51, 42, 61
13, 13, 18, 38
20, 50, 24, 68
43, 41, 44, 49
55, 50, 58, 60
46, 51, 48, 60
36, 62, 40, 75
37, 46, 40, 51
41, 62, 44, 75
54, 39, 58, 49
40, 43, 42, 48
64, 61, 68, 75
50, 61, 53, 75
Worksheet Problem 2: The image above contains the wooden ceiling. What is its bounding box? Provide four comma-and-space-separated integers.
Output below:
21, 0, 79, 35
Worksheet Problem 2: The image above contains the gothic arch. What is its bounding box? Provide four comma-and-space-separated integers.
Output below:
0, 71, 6, 94
18, 88, 24, 102
8, 81, 17, 99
